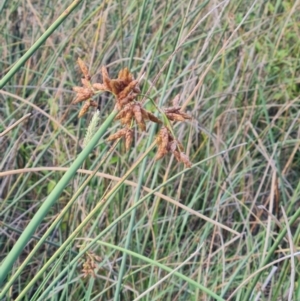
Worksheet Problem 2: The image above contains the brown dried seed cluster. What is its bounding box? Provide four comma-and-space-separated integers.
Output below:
107, 101, 162, 150
81, 251, 101, 279
115, 102, 162, 131
95, 66, 141, 110
72, 59, 192, 167
78, 100, 98, 118
72, 59, 96, 117
164, 106, 192, 122
106, 128, 134, 151
155, 126, 192, 167
77, 58, 91, 80
72, 59, 142, 117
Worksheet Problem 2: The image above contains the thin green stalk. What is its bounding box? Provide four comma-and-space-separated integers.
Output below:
113, 128, 152, 300
0, 109, 117, 287
143, 3, 189, 295
0, 112, 78, 213
22, 144, 243, 300
0, 221, 76, 255
97, 240, 225, 301
0, 0, 83, 89
113, 1, 166, 296
13, 141, 157, 301
0, 140, 115, 298
0, 0, 8, 13
243, 181, 300, 299
128, 0, 148, 68
30, 245, 71, 301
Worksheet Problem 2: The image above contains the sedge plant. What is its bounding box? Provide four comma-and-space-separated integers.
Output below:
0, 50, 194, 296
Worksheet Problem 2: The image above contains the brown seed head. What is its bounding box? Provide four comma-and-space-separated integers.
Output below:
106, 128, 134, 151
96, 66, 140, 110
72, 87, 94, 104
122, 109, 134, 127
173, 150, 181, 162
92, 83, 106, 91
81, 251, 101, 279
107, 128, 127, 141
141, 109, 162, 124
77, 58, 91, 80
133, 103, 145, 131
115, 104, 134, 126
125, 128, 134, 151
117, 93, 138, 110
164, 107, 192, 122
118, 80, 139, 100
168, 140, 177, 152
115, 102, 157, 131
101, 66, 112, 91
78, 102, 91, 118
154, 126, 191, 166
165, 113, 186, 121
179, 152, 192, 168
78, 100, 97, 118
118, 67, 133, 85
155, 127, 170, 160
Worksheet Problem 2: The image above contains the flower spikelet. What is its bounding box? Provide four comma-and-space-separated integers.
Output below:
72, 58, 98, 117
77, 58, 91, 80
125, 128, 134, 151
164, 106, 192, 122
78, 100, 97, 118
107, 128, 134, 151
81, 251, 101, 279
98, 66, 140, 110
162, 94, 192, 122
115, 102, 161, 131
155, 126, 192, 167
155, 127, 170, 160
132, 103, 146, 131
106, 128, 127, 141
72, 86, 94, 104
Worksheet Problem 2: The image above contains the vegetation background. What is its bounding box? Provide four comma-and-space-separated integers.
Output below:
0, 0, 299, 300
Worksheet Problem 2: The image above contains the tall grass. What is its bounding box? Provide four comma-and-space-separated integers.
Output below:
1, 0, 300, 300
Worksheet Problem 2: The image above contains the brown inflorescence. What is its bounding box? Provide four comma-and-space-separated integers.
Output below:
72, 58, 192, 167
106, 128, 134, 151
155, 126, 192, 167
72, 59, 95, 117
72, 59, 142, 117
81, 251, 102, 278
164, 106, 192, 122
115, 102, 162, 131
95, 66, 141, 110
78, 100, 98, 118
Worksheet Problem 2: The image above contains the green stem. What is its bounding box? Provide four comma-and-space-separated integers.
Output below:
0, 0, 83, 89
0, 109, 117, 287
16, 144, 243, 300
242, 182, 300, 299
113, 131, 151, 300
98, 240, 225, 301
13, 141, 156, 301
0, 142, 114, 297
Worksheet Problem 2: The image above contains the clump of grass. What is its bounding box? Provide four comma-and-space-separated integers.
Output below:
1, 0, 300, 300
